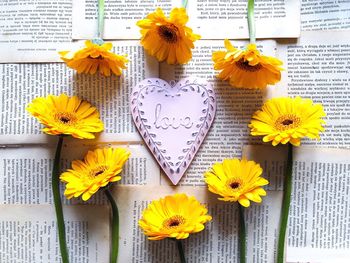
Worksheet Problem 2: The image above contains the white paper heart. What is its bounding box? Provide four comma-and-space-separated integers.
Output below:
130, 78, 216, 185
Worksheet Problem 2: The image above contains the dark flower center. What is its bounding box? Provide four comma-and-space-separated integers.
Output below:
60, 117, 70, 123
94, 170, 104, 176
282, 119, 294, 126
55, 112, 77, 126
275, 114, 301, 131
158, 25, 178, 43
230, 182, 240, 189
89, 165, 108, 178
235, 59, 262, 72
163, 215, 186, 229
168, 220, 180, 227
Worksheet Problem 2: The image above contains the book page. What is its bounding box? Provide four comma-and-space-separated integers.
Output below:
277, 30, 350, 148
0, 0, 78, 62
72, 0, 300, 39
72, 0, 175, 39
186, 0, 300, 39
0, 144, 160, 205
114, 185, 281, 263
159, 40, 280, 186
0, 41, 158, 144
243, 145, 350, 263
0, 205, 109, 263
301, 0, 350, 31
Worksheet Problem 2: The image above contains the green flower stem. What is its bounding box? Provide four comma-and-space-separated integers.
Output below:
277, 144, 294, 263
176, 239, 187, 263
247, 0, 256, 43
105, 188, 119, 263
182, 0, 188, 9
52, 135, 69, 263
98, 0, 105, 39
238, 204, 246, 263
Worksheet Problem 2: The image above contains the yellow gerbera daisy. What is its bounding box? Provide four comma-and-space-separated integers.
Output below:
136, 7, 201, 64
204, 159, 268, 207
139, 193, 212, 240
249, 97, 326, 146
60, 147, 130, 201
212, 40, 283, 89
27, 94, 104, 139
59, 40, 128, 77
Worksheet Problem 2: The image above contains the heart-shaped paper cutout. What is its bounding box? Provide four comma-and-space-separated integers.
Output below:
130, 78, 216, 185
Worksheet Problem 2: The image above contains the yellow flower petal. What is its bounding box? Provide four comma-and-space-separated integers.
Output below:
136, 7, 200, 64
59, 40, 128, 76
212, 40, 283, 89
138, 193, 211, 240
26, 94, 104, 139
204, 158, 269, 207
249, 97, 326, 146
60, 147, 130, 201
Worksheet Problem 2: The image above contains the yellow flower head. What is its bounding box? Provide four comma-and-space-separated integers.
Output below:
204, 159, 268, 207
59, 40, 128, 77
27, 94, 104, 139
60, 147, 130, 201
212, 40, 283, 89
139, 193, 212, 240
249, 97, 326, 146
136, 7, 201, 64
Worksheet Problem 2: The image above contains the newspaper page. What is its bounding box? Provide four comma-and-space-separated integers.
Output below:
0, 144, 161, 205
0, 0, 78, 62
0, 41, 158, 144
277, 30, 350, 148
72, 0, 300, 40
159, 40, 280, 187
114, 185, 282, 263
301, 0, 350, 31
243, 145, 350, 263
0, 205, 109, 263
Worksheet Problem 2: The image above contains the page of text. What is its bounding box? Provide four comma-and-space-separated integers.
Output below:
0, 41, 158, 144
243, 145, 350, 263
277, 31, 350, 148
0, 205, 109, 263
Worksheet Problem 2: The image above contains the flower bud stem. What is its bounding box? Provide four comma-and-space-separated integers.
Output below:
98, 0, 105, 39
105, 187, 119, 263
277, 144, 294, 263
52, 135, 69, 263
238, 204, 246, 263
176, 239, 187, 263
247, 0, 256, 43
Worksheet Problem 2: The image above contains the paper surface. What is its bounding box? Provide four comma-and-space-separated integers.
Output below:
0, 205, 109, 263
72, 0, 300, 39
301, 0, 350, 31
0, 144, 161, 206
0, 41, 158, 144
114, 185, 281, 263
0, 0, 78, 62
243, 145, 350, 263
277, 30, 350, 148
